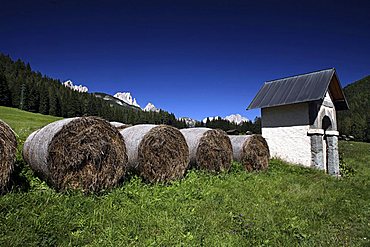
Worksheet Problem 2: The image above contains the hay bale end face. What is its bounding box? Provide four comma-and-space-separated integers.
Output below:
180, 128, 233, 173
229, 135, 270, 171
119, 124, 189, 183
0, 120, 17, 193
23, 117, 128, 192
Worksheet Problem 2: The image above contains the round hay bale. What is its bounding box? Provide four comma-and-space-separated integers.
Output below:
110, 122, 132, 131
0, 120, 17, 193
229, 135, 270, 171
119, 124, 189, 183
23, 117, 127, 192
180, 128, 233, 172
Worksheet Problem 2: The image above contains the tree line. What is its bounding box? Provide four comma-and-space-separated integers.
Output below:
196, 117, 261, 134
338, 75, 370, 142
0, 53, 187, 128
0, 53, 261, 133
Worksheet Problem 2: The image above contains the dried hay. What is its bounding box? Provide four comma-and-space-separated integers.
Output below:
180, 128, 233, 172
229, 135, 270, 171
0, 120, 17, 193
23, 117, 127, 192
119, 124, 189, 183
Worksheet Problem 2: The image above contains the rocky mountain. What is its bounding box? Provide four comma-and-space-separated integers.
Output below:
224, 114, 249, 125
113, 92, 140, 108
93, 92, 141, 110
97, 91, 161, 113
179, 117, 197, 127
143, 102, 160, 112
202, 114, 249, 125
0, 53, 185, 128
61, 79, 160, 113
63, 80, 88, 93
202, 116, 222, 123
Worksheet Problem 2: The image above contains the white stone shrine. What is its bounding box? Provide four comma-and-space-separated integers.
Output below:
248, 68, 349, 175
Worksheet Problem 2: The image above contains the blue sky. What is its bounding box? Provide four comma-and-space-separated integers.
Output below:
1, 0, 369, 121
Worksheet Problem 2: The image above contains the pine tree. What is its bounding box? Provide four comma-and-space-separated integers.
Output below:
39, 85, 49, 115
0, 73, 12, 106
49, 89, 61, 116
19, 83, 28, 110
0, 53, 187, 128
27, 85, 39, 112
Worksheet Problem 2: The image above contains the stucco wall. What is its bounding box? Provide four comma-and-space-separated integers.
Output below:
313, 91, 337, 130
261, 103, 312, 167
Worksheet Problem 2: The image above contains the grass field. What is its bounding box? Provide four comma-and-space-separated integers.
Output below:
0, 106, 369, 246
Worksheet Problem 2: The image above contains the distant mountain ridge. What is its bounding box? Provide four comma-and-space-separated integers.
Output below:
179, 117, 197, 127
93, 92, 141, 110
0, 53, 185, 128
113, 92, 140, 108
63, 80, 88, 93
62, 82, 161, 112
225, 114, 249, 124
202, 114, 249, 125
112, 92, 160, 112
144, 102, 160, 112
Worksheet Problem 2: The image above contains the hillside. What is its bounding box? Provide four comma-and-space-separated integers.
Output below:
0, 106, 60, 140
93, 92, 141, 111
0, 53, 185, 128
0, 106, 369, 246
338, 75, 370, 142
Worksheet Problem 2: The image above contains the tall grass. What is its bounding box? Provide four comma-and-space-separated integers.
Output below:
0, 106, 369, 246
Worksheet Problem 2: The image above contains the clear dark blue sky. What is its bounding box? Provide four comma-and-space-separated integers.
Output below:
1, 0, 369, 120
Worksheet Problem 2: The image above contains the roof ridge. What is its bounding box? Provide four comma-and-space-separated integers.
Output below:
265, 68, 335, 84
247, 68, 350, 110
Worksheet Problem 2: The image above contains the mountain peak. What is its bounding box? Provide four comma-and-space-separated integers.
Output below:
179, 117, 197, 127
113, 92, 140, 108
144, 102, 160, 112
224, 114, 249, 125
202, 114, 249, 125
63, 80, 88, 93
202, 116, 222, 123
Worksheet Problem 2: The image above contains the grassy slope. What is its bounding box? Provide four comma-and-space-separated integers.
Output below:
0, 106, 61, 140
0, 106, 369, 246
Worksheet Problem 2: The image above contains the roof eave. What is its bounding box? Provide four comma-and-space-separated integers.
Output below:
331, 70, 350, 111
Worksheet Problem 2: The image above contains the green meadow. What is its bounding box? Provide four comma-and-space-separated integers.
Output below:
0, 106, 369, 246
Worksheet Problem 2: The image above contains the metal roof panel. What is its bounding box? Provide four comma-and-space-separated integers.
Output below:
247, 68, 341, 109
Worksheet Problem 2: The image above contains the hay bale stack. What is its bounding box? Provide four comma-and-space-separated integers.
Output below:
119, 124, 189, 183
0, 120, 17, 193
23, 117, 127, 192
180, 128, 233, 172
110, 122, 132, 130
229, 135, 270, 171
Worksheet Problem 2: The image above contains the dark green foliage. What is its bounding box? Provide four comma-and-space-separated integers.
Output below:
339, 153, 355, 177
0, 53, 263, 131
38, 85, 49, 115
0, 53, 184, 127
27, 84, 39, 112
339, 156, 355, 177
338, 75, 370, 142
204, 116, 261, 134
0, 72, 12, 106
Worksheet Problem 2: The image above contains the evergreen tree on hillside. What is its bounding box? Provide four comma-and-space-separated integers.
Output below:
19, 83, 28, 110
338, 75, 370, 142
27, 84, 40, 112
0, 73, 12, 106
1, 53, 251, 130
39, 85, 49, 115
